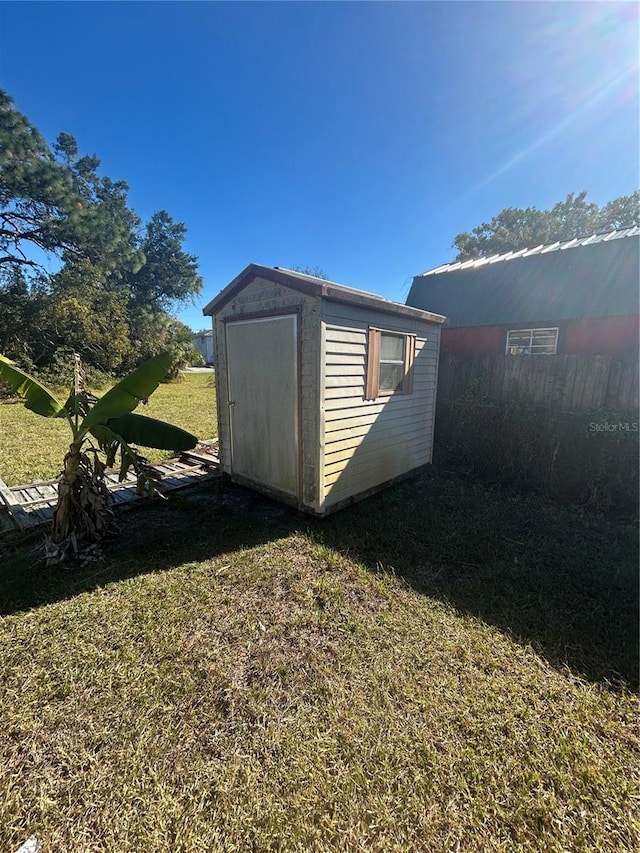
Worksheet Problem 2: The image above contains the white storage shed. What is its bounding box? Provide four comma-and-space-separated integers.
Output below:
203, 265, 446, 515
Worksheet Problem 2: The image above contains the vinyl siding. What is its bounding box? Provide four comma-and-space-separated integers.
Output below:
320, 301, 441, 510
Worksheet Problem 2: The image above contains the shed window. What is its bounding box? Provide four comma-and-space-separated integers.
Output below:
506, 327, 558, 355
366, 328, 416, 400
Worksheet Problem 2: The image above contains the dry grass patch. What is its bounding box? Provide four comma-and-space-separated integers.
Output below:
1, 486, 638, 852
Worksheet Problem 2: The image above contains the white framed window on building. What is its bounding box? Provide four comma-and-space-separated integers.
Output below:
506, 327, 559, 355
365, 327, 416, 399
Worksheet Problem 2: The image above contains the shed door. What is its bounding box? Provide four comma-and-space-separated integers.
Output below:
226, 314, 299, 497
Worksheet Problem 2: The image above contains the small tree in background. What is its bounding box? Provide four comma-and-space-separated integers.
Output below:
290, 265, 328, 280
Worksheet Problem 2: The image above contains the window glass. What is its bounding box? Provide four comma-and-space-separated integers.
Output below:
366, 328, 415, 399
379, 333, 406, 392
506, 328, 558, 355
379, 362, 404, 392
380, 333, 404, 361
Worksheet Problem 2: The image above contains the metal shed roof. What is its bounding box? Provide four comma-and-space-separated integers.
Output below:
418, 226, 640, 277
204, 264, 446, 324
407, 228, 639, 327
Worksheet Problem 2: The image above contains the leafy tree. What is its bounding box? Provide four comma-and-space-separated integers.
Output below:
48, 261, 132, 374
453, 191, 639, 260
128, 210, 202, 311
124, 310, 202, 377
0, 266, 51, 364
0, 89, 142, 276
0, 89, 71, 269
598, 192, 640, 231
0, 90, 204, 379
0, 351, 197, 563
163, 318, 205, 376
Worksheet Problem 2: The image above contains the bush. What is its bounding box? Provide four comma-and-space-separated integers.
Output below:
434, 401, 639, 517
31, 349, 113, 393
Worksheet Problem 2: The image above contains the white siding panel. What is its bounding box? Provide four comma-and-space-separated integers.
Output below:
325, 448, 432, 503
325, 365, 366, 379
323, 353, 368, 366
325, 442, 431, 484
324, 377, 437, 396
325, 329, 367, 345
324, 341, 367, 357
325, 427, 431, 466
325, 385, 365, 400
325, 377, 365, 390
321, 304, 441, 510
325, 405, 434, 437
324, 394, 428, 412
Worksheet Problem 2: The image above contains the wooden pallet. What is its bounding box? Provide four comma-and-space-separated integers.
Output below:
0, 442, 221, 534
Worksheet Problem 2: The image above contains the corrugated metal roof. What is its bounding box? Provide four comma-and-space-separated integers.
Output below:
406, 227, 639, 327
419, 226, 640, 277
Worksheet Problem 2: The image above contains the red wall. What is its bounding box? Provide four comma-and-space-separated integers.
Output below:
441, 326, 501, 354
563, 316, 639, 356
441, 316, 639, 357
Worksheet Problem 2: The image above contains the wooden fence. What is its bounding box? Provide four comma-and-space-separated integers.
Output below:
437, 352, 639, 411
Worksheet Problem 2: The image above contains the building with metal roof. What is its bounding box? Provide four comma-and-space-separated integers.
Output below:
406, 227, 639, 357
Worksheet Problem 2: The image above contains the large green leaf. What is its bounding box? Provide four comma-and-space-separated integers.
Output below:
94, 413, 197, 452
81, 351, 173, 431
0, 355, 67, 418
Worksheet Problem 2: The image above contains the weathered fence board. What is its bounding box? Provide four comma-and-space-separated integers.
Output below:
438, 352, 639, 411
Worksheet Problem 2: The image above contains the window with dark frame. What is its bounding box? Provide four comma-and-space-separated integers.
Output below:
506, 327, 559, 355
365, 327, 416, 400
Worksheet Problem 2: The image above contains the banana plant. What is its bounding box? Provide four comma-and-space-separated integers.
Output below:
0, 351, 197, 562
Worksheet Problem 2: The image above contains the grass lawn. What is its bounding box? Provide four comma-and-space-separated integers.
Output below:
0, 463, 638, 851
0, 372, 217, 486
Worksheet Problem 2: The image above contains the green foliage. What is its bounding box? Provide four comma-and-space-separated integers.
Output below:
0, 351, 198, 561
96, 412, 199, 452
0, 89, 142, 275
435, 400, 639, 516
123, 311, 201, 378
0, 372, 215, 485
162, 318, 205, 378
81, 351, 181, 430
0, 266, 51, 364
0, 89, 203, 378
25, 347, 112, 395
48, 261, 132, 373
0, 355, 65, 417
128, 210, 202, 311
453, 190, 640, 260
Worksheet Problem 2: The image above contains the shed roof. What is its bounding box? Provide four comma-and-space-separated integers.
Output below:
407, 228, 639, 327
203, 264, 446, 324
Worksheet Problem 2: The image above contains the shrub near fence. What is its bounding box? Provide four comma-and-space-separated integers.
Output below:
434, 352, 639, 516
434, 403, 638, 514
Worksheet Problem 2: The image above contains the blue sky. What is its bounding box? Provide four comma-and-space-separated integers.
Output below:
1, 1, 637, 331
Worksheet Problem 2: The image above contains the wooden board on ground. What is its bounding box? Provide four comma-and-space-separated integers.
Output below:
0, 441, 220, 534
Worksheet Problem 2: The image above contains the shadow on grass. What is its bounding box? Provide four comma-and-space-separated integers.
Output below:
1, 469, 638, 690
